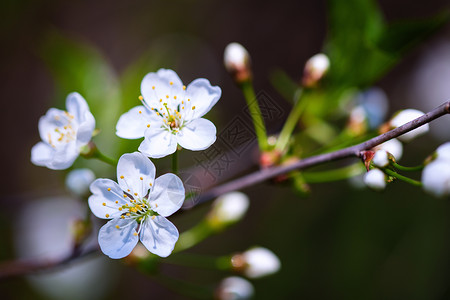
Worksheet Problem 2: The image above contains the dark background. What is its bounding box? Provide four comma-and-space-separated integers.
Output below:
1, 0, 450, 299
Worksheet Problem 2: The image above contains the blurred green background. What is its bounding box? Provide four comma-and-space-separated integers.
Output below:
1, 0, 450, 299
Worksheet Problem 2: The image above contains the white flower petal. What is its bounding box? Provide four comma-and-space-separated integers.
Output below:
184, 78, 221, 120
116, 152, 155, 197
32, 141, 79, 170
76, 110, 95, 146
98, 218, 139, 259
177, 118, 216, 151
422, 159, 450, 198
38, 108, 67, 143
66, 92, 90, 125
150, 174, 185, 217
89, 179, 127, 219
139, 128, 178, 158
364, 169, 386, 191
116, 106, 156, 139
31, 142, 54, 167
141, 69, 184, 108
139, 216, 179, 257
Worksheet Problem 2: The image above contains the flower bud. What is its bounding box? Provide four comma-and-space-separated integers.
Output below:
65, 168, 96, 197
302, 53, 330, 87
215, 276, 254, 300
372, 150, 389, 168
422, 159, 450, 198
374, 138, 403, 161
224, 43, 252, 84
364, 169, 386, 191
390, 109, 429, 142
207, 192, 250, 228
231, 247, 281, 278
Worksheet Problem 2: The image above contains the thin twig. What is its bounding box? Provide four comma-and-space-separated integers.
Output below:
193, 101, 450, 205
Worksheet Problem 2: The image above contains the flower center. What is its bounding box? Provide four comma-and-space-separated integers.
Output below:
116, 191, 157, 224
47, 111, 77, 148
138, 83, 198, 134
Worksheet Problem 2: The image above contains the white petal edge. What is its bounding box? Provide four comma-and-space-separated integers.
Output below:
177, 118, 216, 151
117, 152, 155, 197
139, 216, 179, 257
89, 179, 127, 219
150, 174, 185, 217
66, 92, 90, 125
116, 106, 155, 139
141, 69, 184, 108
184, 78, 221, 120
139, 128, 178, 158
98, 218, 139, 259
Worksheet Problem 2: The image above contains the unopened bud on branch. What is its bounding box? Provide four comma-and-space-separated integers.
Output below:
302, 53, 330, 87
224, 43, 252, 84
231, 247, 281, 278
215, 276, 254, 300
364, 169, 386, 191
207, 192, 250, 228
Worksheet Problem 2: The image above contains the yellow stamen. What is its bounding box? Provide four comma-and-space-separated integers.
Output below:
118, 207, 123, 211
152, 86, 155, 90
151, 216, 156, 220
138, 95, 143, 101
183, 85, 186, 90
147, 124, 150, 128
174, 96, 177, 100
139, 110, 142, 114
115, 225, 120, 229
192, 106, 196, 110
133, 232, 138, 236
166, 95, 169, 99
140, 177, 143, 180
120, 175, 124, 179
169, 81, 173, 85
107, 188, 111, 191
102, 203, 106, 206
105, 214, 110, 218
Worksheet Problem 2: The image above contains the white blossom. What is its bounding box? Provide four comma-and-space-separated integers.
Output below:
31, 93, 95, 170
422, 143, 450, 198
88, 152, 185, 258
116, 69, 221, 158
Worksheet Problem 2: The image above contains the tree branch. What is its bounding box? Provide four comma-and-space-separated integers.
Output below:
192, 101, 450, 206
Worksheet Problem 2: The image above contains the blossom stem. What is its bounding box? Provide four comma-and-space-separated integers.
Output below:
274, 89, 305, 152
172, 150, 178, 174
383, 168, 422, 187
173, 220, 213, 253
392, 162, 424, 172
92, 148, 118, 166
240, 80, 268, 150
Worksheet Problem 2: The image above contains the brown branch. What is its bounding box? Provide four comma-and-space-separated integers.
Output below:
193, 101, 450, 205
0, 101, 448, 279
